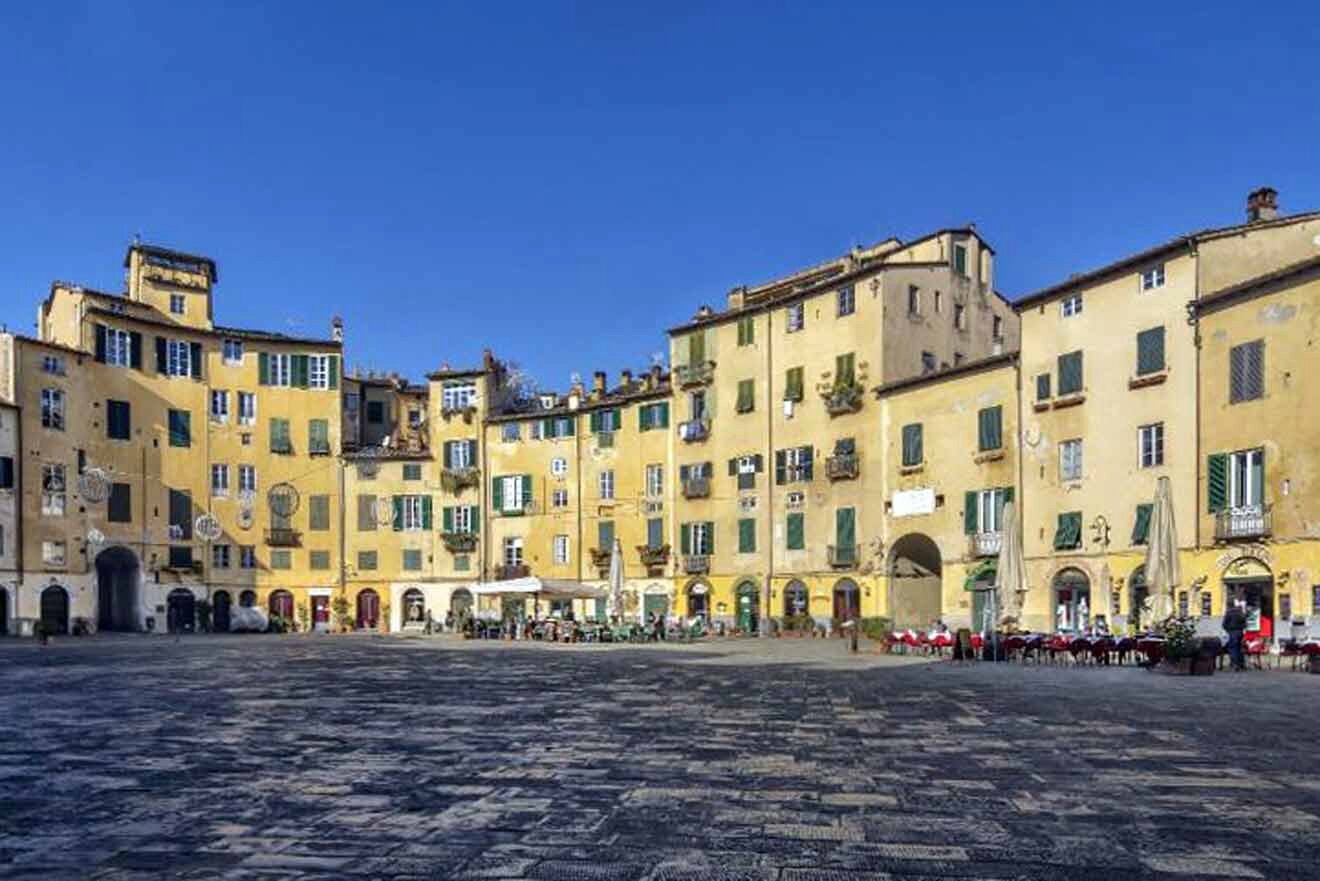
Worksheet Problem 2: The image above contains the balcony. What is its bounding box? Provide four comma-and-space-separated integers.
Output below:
589, 547, 614, 572
442, 532, 478, 553
678, 419, 709, 443
265, 528, 302, 547
440, 467, 481, 493
497, 500, 538, 517
828, 544, 858, 568
683, 554, 711, 574
969, 531, 1003, 558
1215, 505, 1272, 542
675, 361, 715, 388
822, 383, 864, 417
826, 453, 859, 481
682, 477, 711, 499
495, 563, 530, 580
637, 544, 670, 570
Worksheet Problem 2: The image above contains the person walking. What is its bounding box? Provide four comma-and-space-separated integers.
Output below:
1223, 601, 1248, 671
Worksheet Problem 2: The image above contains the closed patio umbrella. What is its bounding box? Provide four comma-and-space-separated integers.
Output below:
995, 501, 1026, 626
609, 537, 625, 622
1144, 476, 1181, 621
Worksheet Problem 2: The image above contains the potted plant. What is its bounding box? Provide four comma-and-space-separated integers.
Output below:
1155, 616, 1214, 675
332, 595, 352, 633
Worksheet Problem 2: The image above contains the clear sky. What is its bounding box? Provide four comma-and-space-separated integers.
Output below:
2, 2, 1316, 390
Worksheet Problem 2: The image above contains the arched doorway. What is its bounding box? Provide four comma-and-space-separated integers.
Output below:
686, 581, 710, 621
40, 586, 69, 636
965, 561, 997, 632
1128, 566, 1149, 631
783, 580, 808, 619
1224, 557, 1275, 640
735, 580, 759, 634
357, 589, 381, 630
833, 578, 861, 623
269, 589, 294, 622
167, 589, 196, 633
95, 546, 140, 631
450, 587, 473, 618
239, 589, 257, 608
212, 590, 232, 633
888, 533, 942, 630
402, 588, 426, 626
0, 588, 8, 635
1052, 568, 1091, 632
642, 585, 669, 622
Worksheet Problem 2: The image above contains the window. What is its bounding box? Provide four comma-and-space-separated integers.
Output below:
732, 454, 760, 491
529, 420, 544, 440
1226, 448, 1265, 509
442, 382, 477, 411
1138, 423, 1164, 468
598, 469, 615, 500
837, 285, 855, 317
444, 440, 476, 470
41, 388, 65, 430
497, 475, 528, 513
238, 392, 256, 425
738, 518, 756, 553
42, 354, 65, 375
783, 366, 804, 403
1131, 504, 1153, 546
408, 408, 422, 429
310, 550, 330, 570
502, 422, 520, 442
964, 488, 1010, 534
1060, 438, 1083, 481
1229, 340, 1265, 403
590, 408, 620, 434
1140, 263, 1166, 291
168, 488, 192, 540
552, 488, 569, 508
1053, 511, 1083, 550
646, 464, 664, 497
42, 541, 66, 566
993, 315, 1004, 340
953, 243, 968, 277
263, 353, 290, 387
554, 535, 570, 564
977, 406, 1002, 452
308, 419, 331, 455
106, 328, 133, 366
920, 352, 936, 374
41, 464, 66, 516
240, 546, 257, 569
402, 549, 422, 571
239, 465, 256, 495
683, 521, 714, 556
549, 457, 567, 478
688, 390, 707, 422
212, 545, 231, 569
168, 410, 191, 447
786, 512, 805, 550
553, 417, 574, 438
737, 315, 755, 346
211, 464, 229, 497
1061, 293, 1083, 317
934, 290, 944, 313
170, 293, 186, 315
901, 423, 923, 467
107, 483, 131, 523
106, 399, 131, 440
357, 550, 378, 571
638, 402, 669, 431
223, 339, 244, 364
786, 302, 805, 333
834, 353, 855, 389
647, 517, 663, 549
309, 495, 330, 531
775, 445, 814, 484
1036, 373, 1051, 401
953, 303, 966, 331
357, 495, 377, 531
366, 400, 384, 424
209, 390, 229, 423
1057, 350, 1083, 395
503, 536, 524, 567
400, 495, 426, 531
1136, 327, 1165, 376
446, 505, 476, 534
736, 379, 755, 413
269, 418, 292, 453
166, 340, 192, 377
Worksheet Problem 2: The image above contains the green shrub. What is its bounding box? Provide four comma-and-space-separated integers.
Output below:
859, 617, 893, 641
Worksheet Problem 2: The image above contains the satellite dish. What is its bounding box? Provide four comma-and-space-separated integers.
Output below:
267, 482, 300, 518
78, 467, 110, 503
194, 513, 222, 542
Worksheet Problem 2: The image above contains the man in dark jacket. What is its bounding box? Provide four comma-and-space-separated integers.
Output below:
1223, 602, 1248, 671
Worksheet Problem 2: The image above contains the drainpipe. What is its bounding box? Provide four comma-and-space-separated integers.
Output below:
1189, 237, 1202, 552
763, 308, 774, 636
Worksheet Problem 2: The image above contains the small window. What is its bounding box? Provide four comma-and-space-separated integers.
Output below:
211, 464, 229, 497
736, 379, 755, 414
239, 465, 256, 494
1036, 373, 1051, 401
166, 339, 192, 377
645, 464, 664, 497
736, 315, 755, 346
41, 388, 65, 430
402, 549, 422, 571
270, 550, 291, 570
836, 285, 855, 317
442, 382, 478, 411
921, 352, 936, 374
41, 464, 67, 516
1060, 438, 1083, 481
550, 457, 567, 477
908, 285, 921, 315
42, 354, 65, 375
1060, 293, 1083, 317
953, 243, 968, 277
786, 302, 805, 333
240, 546, 257, 569
1229, 339, 1265, 403
993, 315, 1004, 340
238, 392, 256, 425
210, 389, 229, 423
933, 290, 943, 313
1140, 263, 1166, 291
170, 293, 186, 315
977, 406, 1002, 452
552, 488, 569, 508
168, 410, 191, 447
402, 463, 423, 481
502, 422, 520, 442
1058, 350, 1084, 395
598, 469, 615, 500
212, 544, 231, 569
1139, 423, 1164, 468
310, 550, 330, 570
1136, 327, 1165, 376
901, 423, 923, 467
358, 550, 378, 571
553, 535, 570, 564
107, 399, 132, 440
223, 339, 244, 364
408, 408, 422, 428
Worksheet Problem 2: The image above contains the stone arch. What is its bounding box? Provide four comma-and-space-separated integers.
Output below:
887, 532, 942, 630
1223, 556, 1275, 639
95, 545, 141, 632
167, 588, 196, 634
268, 589, 295, 621
239, 589, 257, 608
401, 588, 426, 625
641, 582, 671, 621
357, 588, 382, 629
212, 590, 232, 633
833, 577, 861, 623
685, 579, 711, 620
40, 585, 70, 636
448, 587, 472, 618
783, 579, 809, 618
734, 579, 760, 633
1051, 567, 1091, 632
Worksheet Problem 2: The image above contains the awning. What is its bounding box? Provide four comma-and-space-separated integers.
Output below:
964, 560, 997, 591
469, 576, 607, 599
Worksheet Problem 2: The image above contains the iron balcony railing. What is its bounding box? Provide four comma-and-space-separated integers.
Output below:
678, 419, 710, 443
495, 563, 530, 580
682, 477, 711, 499
265, 528, 302, 547
683, 554, 711, 574
440, 468, 481, 493
589, 547, 614, 571
675, 361, 715, 388
828, 544, 858, 568
637, 544, 670, 568
825, 453, 859, 481
969, 531, 1003, 558
823, 383, 864, 416
1215, 504, 1272, 541
441, 532, 478, 553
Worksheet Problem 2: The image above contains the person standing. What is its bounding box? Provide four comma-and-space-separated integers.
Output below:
1223, 601, 1248, 671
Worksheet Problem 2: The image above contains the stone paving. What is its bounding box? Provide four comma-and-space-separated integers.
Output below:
2, 634, 1319, 880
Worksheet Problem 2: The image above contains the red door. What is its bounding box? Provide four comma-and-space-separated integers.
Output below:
312, 596, 330, 628
356, 590, 380, 629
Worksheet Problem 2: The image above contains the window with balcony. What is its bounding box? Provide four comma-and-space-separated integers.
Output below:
964, 487, 1010, 556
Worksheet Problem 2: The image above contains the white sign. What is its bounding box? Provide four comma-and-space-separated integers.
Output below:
891, 487, 935, 518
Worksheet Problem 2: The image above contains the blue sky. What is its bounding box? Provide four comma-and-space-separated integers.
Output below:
2, 2, 1316, 389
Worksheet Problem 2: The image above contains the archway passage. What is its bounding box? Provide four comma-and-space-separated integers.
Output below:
269, 589, 294, 621
783, 580, 808, 618
0, 588, 8, 635
687, 581, 710, 620
833, 578, 861, 623
1052, 568, 1091, 632
40, 586, 69, 636
167, 589, 196, 633
449, 588, 472, 617
403, 588, 426, 625
643, 586, 670, 621
735, 580, 759, 633
357, 589, 381, 629
239, 589, 257, 608
212, 590, 232, 633
96, 546, 141, 632
889, 533, 942, 630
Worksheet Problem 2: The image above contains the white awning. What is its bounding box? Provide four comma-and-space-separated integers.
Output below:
468, 577, 607, 599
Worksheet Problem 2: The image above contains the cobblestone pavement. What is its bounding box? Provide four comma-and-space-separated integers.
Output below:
3, 634, 1319, 880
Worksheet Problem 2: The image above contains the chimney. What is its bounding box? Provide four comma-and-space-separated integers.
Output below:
620, 369, 632, 388
726, 287, 746, 311
1247, 187, 1279, 223
331, 315, 344, 343
648, 364, 662, 389
591, 370, 606, 398
483, 348, 496, 371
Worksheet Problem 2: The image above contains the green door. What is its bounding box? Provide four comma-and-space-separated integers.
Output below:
644, 594, 669, 620
736, 582, 759, 633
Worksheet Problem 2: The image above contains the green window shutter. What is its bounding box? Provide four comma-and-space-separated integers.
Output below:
168, 410, 191, 447
469, 505, 480, 533
392, 496, 404, 531
647, 517, 662, 549
704, 521, 715, 554
738, 518, 755, 553
598, 520, 614, 549
836, 507, 856, 548
309, 419, 328, 452
658, 402, 669, 428
1207, 453, 1228, 512
978, 407, 1002, 451
964, 491, 979, 534
1058, 351, 1083, 395
466, 439, 477, 464
189, 342, 203, 379
639, 405, 651, 431
902, 423, 922, 466
294, 354, 310, 388
1136, 327, 1165, 376
1132, 503, 1153, 545
775, 450, 787, 485
421, 495, 433, 530
258, 351, 270, 385
836, 353, 855, 387
521, 474, 532, 508
1054, 512, 1082, 550
1004, 486, 1014, 504
327, 355, 339, 389
589, 411, 601, 432
680, 523, 691, 555
94, 324, 107, 362
786, 512, 804, 550
492, 476, 504, 511
129, 331, 143, 370
155, 337, 168, 373
689, 331, 706, 363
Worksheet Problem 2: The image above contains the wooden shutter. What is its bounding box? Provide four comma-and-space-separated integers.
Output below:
189, 342, 203, 379
589, 411, 601, 433
964, 491, 978, 534
94, 325, 107, 362
327, 355, 339, 389
392, 496, 404, 531
357, 495, 376, 531
293, 354, 310, 388
442, 506, 454, 533
680, 523, 691, 555
129, 332, 143, 370
657, 402, 669, 428
469, 505, 480, 532
421, 496, 433, 530
1136, 327, 1165, 376
902, 424, 922, 465
775, 450, 786, 485
786, 513, 804, 550
727, 458, 737, 477
836, 353, 855, 387
801, 445, 814, 480
0, 456, 13, 489
1207, 453, 1228, 512
1058, 351, 1083, 395
492, 476, 504, 511
835, 507, 855, 549
1132, 503, 1153, 545
679, 464, 690, 484
155, 337, 168, 373
638, 405, 651, 431
258, 352, 271, 385
108, 483, 131, 523
465, 439, 477, 465
738, 518, 755, 553
689, 331, 705, 363
1004, 486, 1014, 504
978, 407, 1001, 451
704, 521, 715, 554
521, 474, 532, 509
